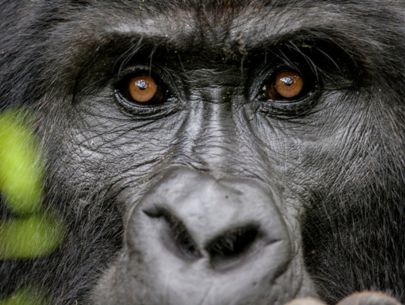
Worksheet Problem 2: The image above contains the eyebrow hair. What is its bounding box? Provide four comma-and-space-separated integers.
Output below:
63, 27, 342, 85
88, 25, 349, 62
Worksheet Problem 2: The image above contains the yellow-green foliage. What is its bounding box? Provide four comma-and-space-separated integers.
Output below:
0, 214, 63, 259
0, 112, 43, 214
0, 111, 64, 305
0, 289, 45, 305
0, 111, 64, 259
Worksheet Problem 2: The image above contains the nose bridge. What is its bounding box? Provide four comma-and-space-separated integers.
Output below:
182, 95, 240, 171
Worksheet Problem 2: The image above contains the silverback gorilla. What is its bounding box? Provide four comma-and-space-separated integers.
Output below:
0, 0, 405, 305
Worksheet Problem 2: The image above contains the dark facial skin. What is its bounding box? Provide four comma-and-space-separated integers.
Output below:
0, 1, 404, 305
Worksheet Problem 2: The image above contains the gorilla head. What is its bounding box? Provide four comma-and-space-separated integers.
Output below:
0, 1, 404, 305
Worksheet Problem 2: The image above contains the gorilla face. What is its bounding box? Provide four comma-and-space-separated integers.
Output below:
0, 1, 404, 305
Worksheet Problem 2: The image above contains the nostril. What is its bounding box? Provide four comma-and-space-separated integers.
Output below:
144, 208, 202, 261
205, 224, 261, 269
164, 213, 201, 260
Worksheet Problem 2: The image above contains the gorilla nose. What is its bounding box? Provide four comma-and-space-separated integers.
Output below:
127, 168, 291, 305
143, 207, 263, 268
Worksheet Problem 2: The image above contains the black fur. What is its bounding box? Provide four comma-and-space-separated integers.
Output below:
0, 1, 404, 305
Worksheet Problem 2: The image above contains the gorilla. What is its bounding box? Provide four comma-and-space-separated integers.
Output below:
0, 0, 404, 305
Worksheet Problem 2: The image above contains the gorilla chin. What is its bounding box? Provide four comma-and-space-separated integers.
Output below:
0, 1, 404, 305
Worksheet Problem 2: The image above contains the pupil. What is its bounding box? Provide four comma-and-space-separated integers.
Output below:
136, 80, 148, 90
280, 77, 294, 86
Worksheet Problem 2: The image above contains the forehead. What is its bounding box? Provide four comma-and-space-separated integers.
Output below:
63, 0, 343, 49
61, 0, 340, 27
36, 0, 380, 74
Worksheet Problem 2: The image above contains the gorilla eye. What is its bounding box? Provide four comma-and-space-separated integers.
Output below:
265, 70, 305, 101
115, 71, 169, 108
128, 75, 160, 104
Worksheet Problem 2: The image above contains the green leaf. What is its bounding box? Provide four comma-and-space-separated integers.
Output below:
0, 112, 43, 214
0, 289, 47, 305
0, 214, 64, 259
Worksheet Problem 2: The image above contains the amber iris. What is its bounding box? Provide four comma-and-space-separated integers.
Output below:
128, 75, 158, 104
267, 71, 304, 100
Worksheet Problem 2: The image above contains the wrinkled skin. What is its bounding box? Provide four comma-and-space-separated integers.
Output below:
0, 1, 404, 305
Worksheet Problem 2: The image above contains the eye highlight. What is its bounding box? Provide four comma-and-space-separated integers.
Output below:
265, 70, 305, 101
128, 75, 159, 104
